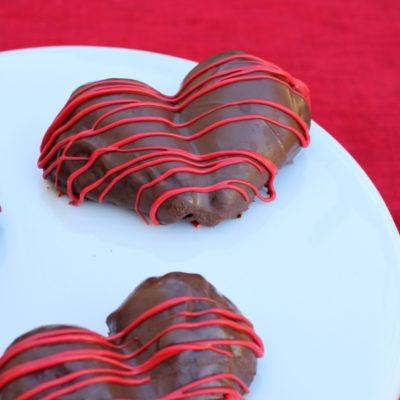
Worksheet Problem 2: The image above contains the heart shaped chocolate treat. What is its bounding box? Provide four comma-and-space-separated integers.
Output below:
38, 50, 310, 226
0, 273, 263, 399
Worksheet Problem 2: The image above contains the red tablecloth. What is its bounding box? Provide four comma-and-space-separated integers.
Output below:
1, 0, 399, 231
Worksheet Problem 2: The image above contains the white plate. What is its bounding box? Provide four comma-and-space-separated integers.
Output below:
0, 46, 399, 400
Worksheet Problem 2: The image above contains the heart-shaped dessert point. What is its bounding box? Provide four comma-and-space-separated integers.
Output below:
0, 273, 264, 399
38, 50, 311, 226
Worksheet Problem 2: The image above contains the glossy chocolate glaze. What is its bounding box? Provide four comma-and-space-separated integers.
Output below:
39, 50, 311, 226
0, 273, 263, 399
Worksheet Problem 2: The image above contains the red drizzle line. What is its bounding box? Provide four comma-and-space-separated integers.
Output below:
38, 53, 311, 225
0, 297, 264, 400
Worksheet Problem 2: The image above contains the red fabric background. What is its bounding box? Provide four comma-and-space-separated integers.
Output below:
1, 0, 399, 231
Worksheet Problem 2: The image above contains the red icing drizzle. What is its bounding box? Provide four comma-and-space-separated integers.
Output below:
0, 297, 264, 399
38, 53, 311, 225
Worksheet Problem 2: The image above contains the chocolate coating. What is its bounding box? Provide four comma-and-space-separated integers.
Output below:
38, 50, 311, 226
0, 273, 262, 399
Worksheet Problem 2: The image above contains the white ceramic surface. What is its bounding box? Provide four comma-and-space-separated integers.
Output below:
0, 46, 399, 400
